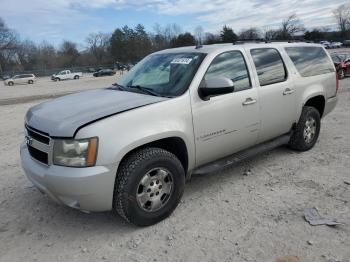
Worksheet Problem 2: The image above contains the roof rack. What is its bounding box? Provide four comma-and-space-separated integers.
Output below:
232, 39, 307, 45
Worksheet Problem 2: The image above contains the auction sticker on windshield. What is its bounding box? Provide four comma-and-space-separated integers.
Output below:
171, 58, 193, 64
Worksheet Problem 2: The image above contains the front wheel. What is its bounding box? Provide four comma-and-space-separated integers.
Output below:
28, 80, 34, 84
114, 147, 185, 226
289, 106, 320, 151
8, 81, 14, 86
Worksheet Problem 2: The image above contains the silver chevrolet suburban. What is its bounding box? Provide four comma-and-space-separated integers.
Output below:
21, 43, 338, 226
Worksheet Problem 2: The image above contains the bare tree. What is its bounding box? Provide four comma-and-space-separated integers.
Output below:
86, 32, 110, 64
262, 26, 279, 41
278, 14, 305, 40
0, 17, 19, 72
239, 27, 262, 40
333, 4, 350, 37
194, 26, 204, 44
58, 40, 79, 67
16, 40, 38, 70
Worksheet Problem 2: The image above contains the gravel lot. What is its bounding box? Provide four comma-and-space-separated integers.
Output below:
0, 73, 122, 105
0, 77, 349, 262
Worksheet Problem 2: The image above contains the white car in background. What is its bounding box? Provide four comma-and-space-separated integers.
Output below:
329, 42, 343, 48
51, 70, 82, 81
320, 41, 331, 49
4, 74, 36, 86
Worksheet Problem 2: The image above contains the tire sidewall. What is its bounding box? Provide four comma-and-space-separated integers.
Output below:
120, 153, 185, 226
299, 107, 320, 150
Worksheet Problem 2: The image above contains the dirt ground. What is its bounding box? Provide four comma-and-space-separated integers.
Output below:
0, 73, 123, 105
0, 78, 349, 262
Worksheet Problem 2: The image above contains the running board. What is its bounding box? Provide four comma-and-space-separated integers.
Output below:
192, 134, 291, 176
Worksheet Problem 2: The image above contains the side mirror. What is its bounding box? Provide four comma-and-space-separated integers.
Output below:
198, 77, 234, 101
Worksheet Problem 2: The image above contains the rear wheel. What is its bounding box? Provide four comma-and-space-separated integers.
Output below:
289, 106, 320, 151
74, 75, 79, 80
114, 147, 185, 226
28, 80, 34, 84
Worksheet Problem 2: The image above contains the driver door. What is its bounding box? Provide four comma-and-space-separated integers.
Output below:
191, 50, 260, 166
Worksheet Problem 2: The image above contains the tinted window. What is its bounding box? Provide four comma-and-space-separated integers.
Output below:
285, 46, 335, 77
204, 51, 251, 92
250, 48, 287, 86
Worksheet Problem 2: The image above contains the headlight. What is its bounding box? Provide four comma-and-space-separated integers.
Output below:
53, 137, 98, 167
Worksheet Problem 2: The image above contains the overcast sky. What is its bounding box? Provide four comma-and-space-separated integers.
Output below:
0, 0, 348, 47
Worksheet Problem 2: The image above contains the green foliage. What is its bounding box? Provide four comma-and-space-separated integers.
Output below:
220, 25, 238, 43
170, 33, 196, 47
111, 24, 152, 63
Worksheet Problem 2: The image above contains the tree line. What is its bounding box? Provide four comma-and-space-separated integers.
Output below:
1, 4, 350, 74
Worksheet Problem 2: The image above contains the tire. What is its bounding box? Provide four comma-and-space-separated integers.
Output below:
8, 81, 14, 86
74, 75, 79, 80
114, 147, 185, 226
28, 80, 34, 84
55, 78, 60, 82
338, 69, 346, 80
289, 106, 320, 151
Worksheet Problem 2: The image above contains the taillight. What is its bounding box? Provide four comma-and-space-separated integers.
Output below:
336, 73, 339, 95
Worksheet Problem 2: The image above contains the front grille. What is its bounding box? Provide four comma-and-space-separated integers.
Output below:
28, 145, 48, 164
26, 126, 50, 145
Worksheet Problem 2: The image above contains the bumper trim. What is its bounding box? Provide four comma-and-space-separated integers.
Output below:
21, 144, 117, 212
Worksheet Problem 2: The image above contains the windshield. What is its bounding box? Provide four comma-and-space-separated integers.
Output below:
116, 52, 206, 97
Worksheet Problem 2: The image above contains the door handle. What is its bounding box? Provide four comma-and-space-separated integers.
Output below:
242, 98, 257, 106
283, 88, 295, 95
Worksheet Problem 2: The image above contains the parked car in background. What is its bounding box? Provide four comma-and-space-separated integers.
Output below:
320, 41, 330, 49
331, 53, 350, 79
21, 42, 338, 226
329, 42, 343, 48
93, 69, 116, 77
343, 40, 350, 47
4, 74, 36, 86
51, 70, 82, 81
0, 74, 11, 81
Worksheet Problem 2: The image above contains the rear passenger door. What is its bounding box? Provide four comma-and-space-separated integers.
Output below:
248, 47, 297, 143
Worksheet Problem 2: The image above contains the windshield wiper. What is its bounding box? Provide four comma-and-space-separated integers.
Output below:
111, 83, 127, 91
127, 85, 160, 97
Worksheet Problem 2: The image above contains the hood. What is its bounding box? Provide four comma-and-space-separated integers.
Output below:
25, 88, 168, 137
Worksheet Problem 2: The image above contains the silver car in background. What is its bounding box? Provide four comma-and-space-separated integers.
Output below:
21, 42, 338, 226
5, 74, 36, 86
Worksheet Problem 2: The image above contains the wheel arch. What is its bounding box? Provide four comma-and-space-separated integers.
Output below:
304, 95, 325, 117
117, 136, 190, 177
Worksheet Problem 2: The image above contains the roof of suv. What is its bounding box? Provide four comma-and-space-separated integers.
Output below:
156, 42, 323, 55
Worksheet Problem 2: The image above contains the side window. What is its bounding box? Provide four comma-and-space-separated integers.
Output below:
285, 46, 335, 77
250, 48, 287, 86
204, 51, 251, 92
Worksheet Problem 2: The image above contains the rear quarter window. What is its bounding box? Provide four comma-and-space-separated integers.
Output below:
285, 46, 335, 77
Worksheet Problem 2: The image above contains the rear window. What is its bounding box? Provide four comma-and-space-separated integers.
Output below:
285, 46, 335, 77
